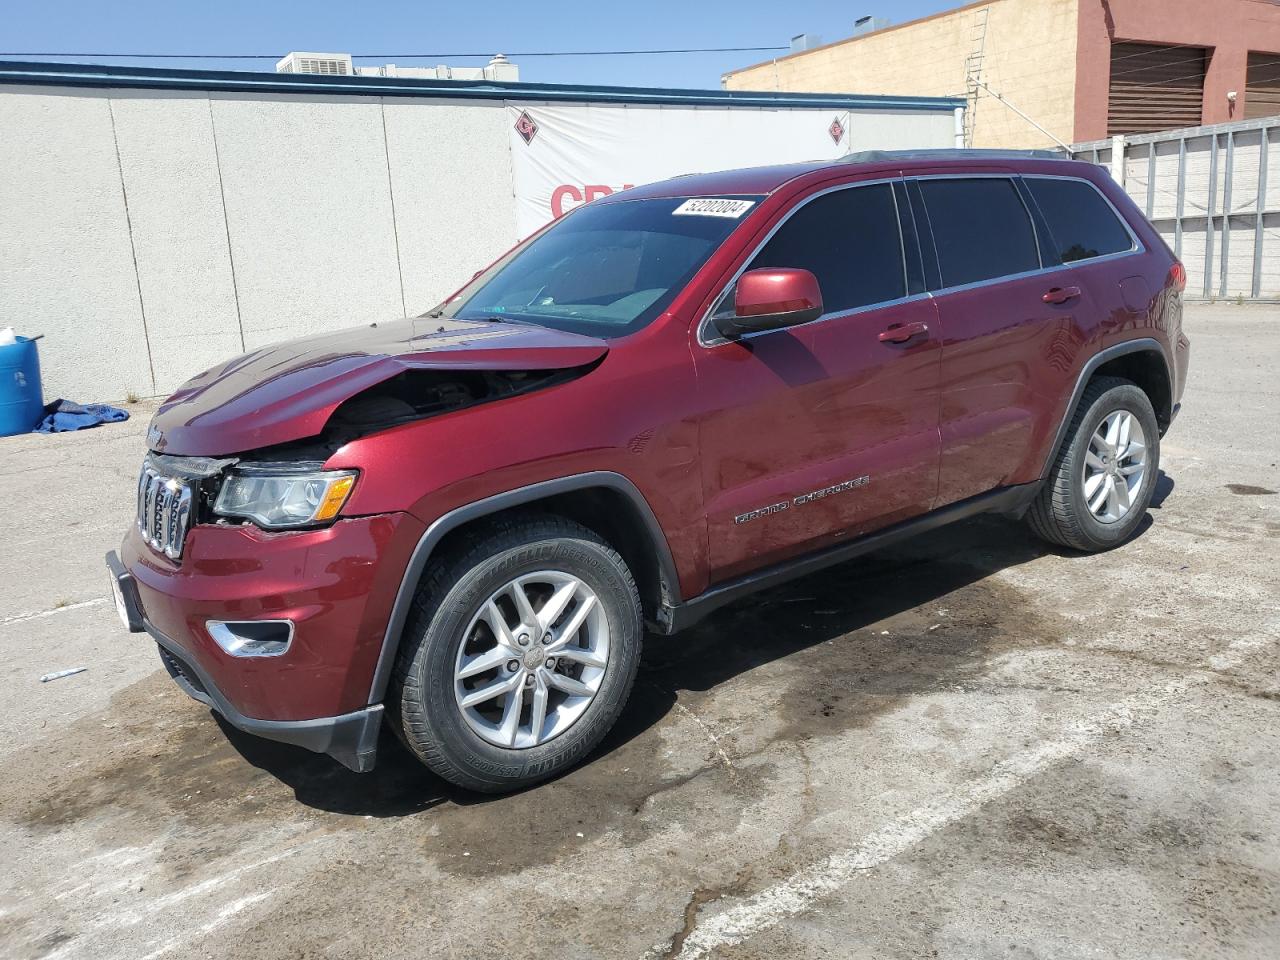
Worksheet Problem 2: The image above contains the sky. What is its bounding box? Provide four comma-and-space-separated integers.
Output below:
1, 0, 958, 89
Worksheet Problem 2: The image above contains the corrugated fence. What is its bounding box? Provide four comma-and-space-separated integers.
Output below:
1071, 115, 1280, 300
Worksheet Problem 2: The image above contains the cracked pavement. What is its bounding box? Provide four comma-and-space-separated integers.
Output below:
1, 302, 1277, 959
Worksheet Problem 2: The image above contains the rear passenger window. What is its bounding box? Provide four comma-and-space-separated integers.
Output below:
748, 183, 906, 313
918, 178, 1040, 287
1024, 177, 1134, 263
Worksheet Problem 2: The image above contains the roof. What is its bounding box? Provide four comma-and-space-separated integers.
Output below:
612, 162, 839, 199
0, 59, 965, 112
609, 149, 1080, 201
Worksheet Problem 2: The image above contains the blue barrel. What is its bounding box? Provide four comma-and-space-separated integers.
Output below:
0, 336, 44, 436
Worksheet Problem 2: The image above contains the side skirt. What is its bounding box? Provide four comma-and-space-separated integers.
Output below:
658, 482, 1040, 635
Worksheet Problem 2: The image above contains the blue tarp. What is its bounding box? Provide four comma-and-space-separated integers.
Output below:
33, 399, 130, 433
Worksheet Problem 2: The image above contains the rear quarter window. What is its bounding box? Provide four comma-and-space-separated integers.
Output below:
1024, 177, 1135, 263
917, 177, 1040, 287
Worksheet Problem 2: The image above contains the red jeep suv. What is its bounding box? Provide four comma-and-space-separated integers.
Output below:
107, 150, 1190, 792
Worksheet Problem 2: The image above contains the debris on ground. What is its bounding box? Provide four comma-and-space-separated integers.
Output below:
39, 667, 87, 683
33, 400, 129, 433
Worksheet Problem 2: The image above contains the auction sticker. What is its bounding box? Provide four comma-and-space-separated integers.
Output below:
672, 198, 755, 218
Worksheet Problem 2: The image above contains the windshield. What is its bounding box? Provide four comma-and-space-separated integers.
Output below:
436, 196, 761, 337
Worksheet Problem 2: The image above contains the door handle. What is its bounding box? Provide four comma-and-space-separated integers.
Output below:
1042, 285, 1082, 304
878, 320, 929, 343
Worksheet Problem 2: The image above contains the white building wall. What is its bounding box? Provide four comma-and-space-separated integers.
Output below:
0, 87, 155, 400
109, 90, 243, 390
0, 83, 955, 401
846, 109, 955, 152
382, 99, 518, 313
208, 94, 405, 349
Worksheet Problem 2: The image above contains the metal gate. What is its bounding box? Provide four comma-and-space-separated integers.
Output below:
1070, 116, 1280, 301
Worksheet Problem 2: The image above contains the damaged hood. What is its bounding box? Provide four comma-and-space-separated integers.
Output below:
148, 317, 608, 455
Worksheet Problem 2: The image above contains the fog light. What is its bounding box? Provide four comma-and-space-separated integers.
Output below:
206, 620, 294, 658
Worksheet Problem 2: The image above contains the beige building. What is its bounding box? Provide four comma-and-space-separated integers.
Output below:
724, 0, 1280, 149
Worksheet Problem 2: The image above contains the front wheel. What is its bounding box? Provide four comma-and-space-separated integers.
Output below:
1027, 376, 1160, 552
390, 515, 642, 793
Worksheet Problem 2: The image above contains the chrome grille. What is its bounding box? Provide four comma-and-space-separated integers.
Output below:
137, 463, 195, 560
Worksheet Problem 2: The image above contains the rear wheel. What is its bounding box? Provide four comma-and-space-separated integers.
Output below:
1027, 376, 1160, 552
391, 515, 642, 793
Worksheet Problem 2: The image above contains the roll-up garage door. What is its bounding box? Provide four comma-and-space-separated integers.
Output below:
1245, 51, 1280, 120
1108, 42, 1207, 136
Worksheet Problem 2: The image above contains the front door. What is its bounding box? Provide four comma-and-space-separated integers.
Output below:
694, 179, 942, 584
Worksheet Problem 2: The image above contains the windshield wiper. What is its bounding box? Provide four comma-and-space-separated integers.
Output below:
423, 310, 535, 326
461, 314, 534, 326
419, 310, 508, 328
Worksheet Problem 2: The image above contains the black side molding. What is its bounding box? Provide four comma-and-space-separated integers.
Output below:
367, 471, 681, 704
660, 483, 1040, 634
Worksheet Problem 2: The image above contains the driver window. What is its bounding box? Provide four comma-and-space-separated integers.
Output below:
744, 183, 908, 315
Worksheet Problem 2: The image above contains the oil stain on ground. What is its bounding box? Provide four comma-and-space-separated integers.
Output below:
1225, 483, 1277, 496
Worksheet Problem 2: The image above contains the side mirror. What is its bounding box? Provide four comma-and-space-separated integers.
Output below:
714, 268, 824, 340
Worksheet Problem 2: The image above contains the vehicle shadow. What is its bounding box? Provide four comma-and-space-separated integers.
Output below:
218, 715, 462, 816
1150, 470, 1175, 508
224, 484, 1169, 817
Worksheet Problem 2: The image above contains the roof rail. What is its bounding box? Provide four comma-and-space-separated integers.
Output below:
838, 148, 1067, 164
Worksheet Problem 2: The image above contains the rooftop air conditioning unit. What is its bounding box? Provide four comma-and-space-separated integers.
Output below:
275, 52, 354, 76
852, 16, 892, 36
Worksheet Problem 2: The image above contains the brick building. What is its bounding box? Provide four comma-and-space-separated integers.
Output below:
724, 0, 1280, 149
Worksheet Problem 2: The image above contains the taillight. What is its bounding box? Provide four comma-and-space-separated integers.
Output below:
1169, 261, 1187, 292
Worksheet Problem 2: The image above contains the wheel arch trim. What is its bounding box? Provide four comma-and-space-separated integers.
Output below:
1039, 337, 1171, 481
367, 471, 680, 705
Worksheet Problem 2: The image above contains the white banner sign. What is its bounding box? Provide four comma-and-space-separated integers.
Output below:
505, 103, 858, 237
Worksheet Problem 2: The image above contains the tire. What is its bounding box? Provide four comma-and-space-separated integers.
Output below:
390, 513, 642, 793
1027, 376, 1160, 552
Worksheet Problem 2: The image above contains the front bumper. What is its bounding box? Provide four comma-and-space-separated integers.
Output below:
108, 549, 383, 772
106, 509, 424, 772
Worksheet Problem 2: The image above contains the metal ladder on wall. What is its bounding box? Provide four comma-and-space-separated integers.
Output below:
963, 4, 990, 147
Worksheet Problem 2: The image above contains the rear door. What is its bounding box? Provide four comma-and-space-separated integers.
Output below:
909, 174, 1097, 506
693, 179, 942, 583
1020, 173, 1144, 343
1018, 172, 1149, 462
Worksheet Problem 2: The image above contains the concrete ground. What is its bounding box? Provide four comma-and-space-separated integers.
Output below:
1, 302, 1277, 960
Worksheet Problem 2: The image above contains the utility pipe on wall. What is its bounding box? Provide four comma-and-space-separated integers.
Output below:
1110, 134, 1126, 184
972, 80, 1070, 151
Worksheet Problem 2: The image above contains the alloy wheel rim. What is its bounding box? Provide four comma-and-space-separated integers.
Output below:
1082, 409, 1147, 524
453, 570, 609, 749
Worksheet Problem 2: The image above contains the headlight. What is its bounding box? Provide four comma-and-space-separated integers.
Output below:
214, 465, 357, 529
